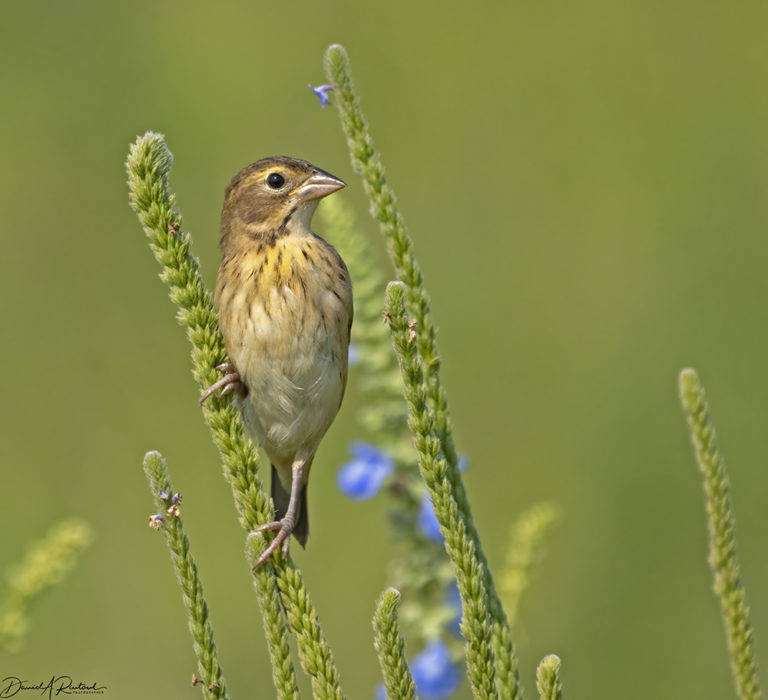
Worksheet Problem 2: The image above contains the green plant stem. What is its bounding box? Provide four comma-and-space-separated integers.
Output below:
0, 519, 92, 653
244, 535, 343, 700
373, 588, 417, 700
321, 170, 454, 650
325, 44, 520, 699
679, 368, 761, 700
127, 133, 342, 700
143, 451, 229, 700
501, 503, 558, 627
385, 281, 495, 699
535, 656, 562, 700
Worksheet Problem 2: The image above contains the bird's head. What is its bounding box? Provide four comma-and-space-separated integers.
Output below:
220, 156, 345, 253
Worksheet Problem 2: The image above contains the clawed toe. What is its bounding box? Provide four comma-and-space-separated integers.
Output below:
252, 519, 295, 569
200, 363, 243, 404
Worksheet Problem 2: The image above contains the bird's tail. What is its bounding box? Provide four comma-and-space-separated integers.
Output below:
271, 463, 310, 547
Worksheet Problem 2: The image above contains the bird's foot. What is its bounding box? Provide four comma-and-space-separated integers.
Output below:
199, 363, 244, 404
252, 517, 295, 569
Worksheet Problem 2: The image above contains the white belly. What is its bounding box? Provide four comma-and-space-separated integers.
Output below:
230, 283, 348, 471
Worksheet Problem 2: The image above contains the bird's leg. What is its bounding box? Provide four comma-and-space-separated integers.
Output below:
252, 460, 305, 569
199, 362, 245, 404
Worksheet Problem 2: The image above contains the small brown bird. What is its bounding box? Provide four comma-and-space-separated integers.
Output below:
202, 157, 353, 568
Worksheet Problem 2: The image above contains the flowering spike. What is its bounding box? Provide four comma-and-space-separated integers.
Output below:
373, 588, 416, 700
679, 369, 762, 700
536, 655, 562, 700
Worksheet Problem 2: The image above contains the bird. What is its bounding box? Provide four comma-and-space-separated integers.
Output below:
201, 156, 353, 568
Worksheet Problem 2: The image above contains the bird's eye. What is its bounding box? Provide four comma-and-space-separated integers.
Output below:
266, 172, 285, 189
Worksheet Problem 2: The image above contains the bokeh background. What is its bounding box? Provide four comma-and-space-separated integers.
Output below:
2, 2, 768, 698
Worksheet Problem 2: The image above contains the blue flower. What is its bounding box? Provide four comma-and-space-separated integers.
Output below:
158, 489, 169, 500
411, 640, 461, 699
348, 343, 360, 367
337, 442, 394, 500
308, 83, 334, 107
445, 580, 463, 637
374, 683, 386, 700
418, 493, 443, 542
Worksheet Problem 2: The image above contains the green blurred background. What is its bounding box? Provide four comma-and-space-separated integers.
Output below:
2, 1, 768, 698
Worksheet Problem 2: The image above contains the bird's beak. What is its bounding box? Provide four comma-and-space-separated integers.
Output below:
295, 169, 346, 202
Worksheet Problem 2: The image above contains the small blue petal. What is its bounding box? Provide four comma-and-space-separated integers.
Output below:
458, 455, 469, 471
374, 683, 386, 700
348, 344, 361, 367
337, 442, 394, 500
171, 492, 183, 504
158, 489, 169, 500
308, 83, 333, 107
411, 640, 461, 699
445, 580, 463, 637
349, 441, 389, 462
418, 493, 444, 542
